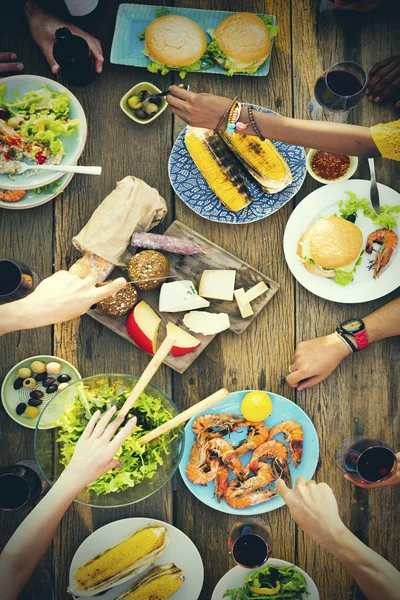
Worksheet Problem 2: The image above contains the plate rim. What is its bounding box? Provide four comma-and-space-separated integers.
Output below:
0, 171, 74, 210
0, 74, 87, 191
211, 557, 320, 600
283, 179, 400, 303
68, 516, 204, 600
168, 108, 306, 225
179, 390, 319, 516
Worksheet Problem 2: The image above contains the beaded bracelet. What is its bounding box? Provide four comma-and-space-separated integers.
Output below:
248, 106, 265, 141
225, 99, 240, 135
215, 97, 238, 132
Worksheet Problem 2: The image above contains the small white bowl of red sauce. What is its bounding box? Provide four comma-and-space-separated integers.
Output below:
306, 149, 358, 184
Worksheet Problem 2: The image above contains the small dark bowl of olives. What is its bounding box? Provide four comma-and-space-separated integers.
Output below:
120, 82, 167, 125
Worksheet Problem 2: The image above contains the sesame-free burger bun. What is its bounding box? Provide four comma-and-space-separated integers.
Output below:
215, 12, 271, 68
297, 216, 363, 272
145, 15, 207, 68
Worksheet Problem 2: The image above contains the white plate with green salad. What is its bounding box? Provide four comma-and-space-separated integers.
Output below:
212, 559, 319, 600
0, 74, 87, 190
284, 180, 400, 303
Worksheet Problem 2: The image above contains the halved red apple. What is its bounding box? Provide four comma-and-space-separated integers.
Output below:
166, 322, 201, 357
126, 301, 161, 355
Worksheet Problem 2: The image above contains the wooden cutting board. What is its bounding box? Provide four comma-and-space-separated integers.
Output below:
87, 221, 279, 373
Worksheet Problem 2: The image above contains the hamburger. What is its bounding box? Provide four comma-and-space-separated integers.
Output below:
207, 12, 278, 76
144, 15, 207, 78
297, 216, 364, 286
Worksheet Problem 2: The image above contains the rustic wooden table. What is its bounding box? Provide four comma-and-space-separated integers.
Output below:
1, 1, 399, 599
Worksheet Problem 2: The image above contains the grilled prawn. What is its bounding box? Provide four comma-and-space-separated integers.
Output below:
269, 420, 303, 468
365, 228, 397, 278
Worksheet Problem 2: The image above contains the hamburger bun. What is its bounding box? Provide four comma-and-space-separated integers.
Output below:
145, 15, 207, 68
215, 12, 271, 69
298, 216, 363, 273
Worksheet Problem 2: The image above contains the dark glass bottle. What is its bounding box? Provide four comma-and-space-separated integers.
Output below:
53, 27, 95, 86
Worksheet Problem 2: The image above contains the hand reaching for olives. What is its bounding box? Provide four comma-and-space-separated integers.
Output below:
0, 271, 127, 335
63, 406, 137, 489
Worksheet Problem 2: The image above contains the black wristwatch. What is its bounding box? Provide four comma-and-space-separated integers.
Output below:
336, 318, 368, 353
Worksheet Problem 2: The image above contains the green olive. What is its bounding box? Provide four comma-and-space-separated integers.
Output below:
128, 95, 143, 110
145, 103, 158, 116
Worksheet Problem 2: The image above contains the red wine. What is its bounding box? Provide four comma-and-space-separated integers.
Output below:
0, 474, 31, 509
0, 261, 21, 295
232, 534, 268, 568
327, 70, 364, 96
357, 447, 395, 483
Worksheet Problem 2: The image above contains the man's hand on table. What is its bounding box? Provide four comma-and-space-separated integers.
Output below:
0, 271, 126, 335
286, 333, 351, 391
25, 0, 104, 74
366, 56, 400, 108
0, 53, 24, 73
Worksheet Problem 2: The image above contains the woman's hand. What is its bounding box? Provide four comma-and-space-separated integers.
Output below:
366, 56, 400, 107
0, 53, 24, 73
276, 477, 347, 548
25, 0, 104, 74
166, 85, 232, 129
286, 333, 351, 391
63, 406, 137, 489
345, 452, 400, 489
19, 271, 126, 328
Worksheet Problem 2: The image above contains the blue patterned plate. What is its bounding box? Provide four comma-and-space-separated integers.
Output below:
168, 107, 306, 224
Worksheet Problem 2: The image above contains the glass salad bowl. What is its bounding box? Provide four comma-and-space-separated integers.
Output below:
34, 375, 184, 508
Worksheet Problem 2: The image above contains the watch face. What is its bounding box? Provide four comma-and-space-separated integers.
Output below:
341, 318, 364, 334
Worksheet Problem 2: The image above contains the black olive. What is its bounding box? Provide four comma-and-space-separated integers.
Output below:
346, 214, 356, 223
13, 378, 24, 390
28, 398, 43, 407
30, 390, 44, 400
57, 374, 71, 383
0, 107, 10, 120
16, 403, 26, 415
35, 372, 48, 382
46, 384, 58, 394
43, 378, 55, 387
149, 95, 162, 105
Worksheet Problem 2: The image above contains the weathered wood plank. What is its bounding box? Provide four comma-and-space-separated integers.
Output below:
292, 1, 400, 598
171, 2, 295, 598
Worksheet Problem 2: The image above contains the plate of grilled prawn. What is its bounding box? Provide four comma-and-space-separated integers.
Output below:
179, 391, 319, 515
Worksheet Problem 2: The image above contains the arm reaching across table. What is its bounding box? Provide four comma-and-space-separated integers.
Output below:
0, 407, 137, 600
276, 477, 400, 600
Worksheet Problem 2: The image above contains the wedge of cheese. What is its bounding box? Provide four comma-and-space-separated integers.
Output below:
159, 281, 210, 313
234, 288, 254, 319
199, 270, 236, 301
242, 281, 269, 303
183, 311, 230, 336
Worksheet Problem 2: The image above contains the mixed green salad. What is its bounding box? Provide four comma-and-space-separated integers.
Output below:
0, 84, 80, 164
56, 379, 180, 495
207, 15, 279, 76
224, 564, 308, 599
336, 191, 400, 231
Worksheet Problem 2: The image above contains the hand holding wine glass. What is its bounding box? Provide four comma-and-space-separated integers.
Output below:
344, 452, 400, 489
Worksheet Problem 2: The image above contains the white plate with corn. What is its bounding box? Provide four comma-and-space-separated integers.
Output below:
69, 517, 204, 599
168, 106, 306, 225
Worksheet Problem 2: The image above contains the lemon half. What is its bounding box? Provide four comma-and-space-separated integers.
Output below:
241, 391, 273, 422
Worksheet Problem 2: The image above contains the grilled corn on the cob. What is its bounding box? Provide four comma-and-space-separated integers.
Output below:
68, 525, 169, 597
219, 132, 292, 194
115, 564, 184, 600
185, 126, 253, 212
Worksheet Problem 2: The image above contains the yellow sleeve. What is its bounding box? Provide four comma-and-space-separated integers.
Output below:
370, 120, 400, 161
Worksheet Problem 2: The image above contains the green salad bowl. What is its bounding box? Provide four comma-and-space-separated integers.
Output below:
34, 374, 184, 508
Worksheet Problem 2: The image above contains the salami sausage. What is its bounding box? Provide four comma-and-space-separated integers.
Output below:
130, 232, 205, 255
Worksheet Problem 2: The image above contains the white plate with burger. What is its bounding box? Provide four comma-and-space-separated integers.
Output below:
284, 179, 400, 303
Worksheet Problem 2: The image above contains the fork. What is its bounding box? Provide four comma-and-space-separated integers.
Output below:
15, 163, 102, 175
139, 84, 190, 102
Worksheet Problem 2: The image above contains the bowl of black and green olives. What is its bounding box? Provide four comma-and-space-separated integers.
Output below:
1, 355, 81, 429
120, 82, 168, 124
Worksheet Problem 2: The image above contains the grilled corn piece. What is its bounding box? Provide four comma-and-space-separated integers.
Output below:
185, 126, 253, 212
115, 564, 184, 600
68, 525, 169, 597
219, 132, 292, 194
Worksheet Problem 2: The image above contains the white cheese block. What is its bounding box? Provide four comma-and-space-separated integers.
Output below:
159, 280, 210, 313
234, 288, 254, 319
199, 270, 236, 301
183, 311, 230, 336
242, 281, 268, 303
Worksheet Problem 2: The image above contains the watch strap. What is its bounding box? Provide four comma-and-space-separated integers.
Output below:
335, 328, 358, 353
353, 328, 369, 350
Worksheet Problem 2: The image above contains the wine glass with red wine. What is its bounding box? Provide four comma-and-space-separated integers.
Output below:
336, 436, 397, 484
0, 463, 42, 511
228, 517, 272, 569
308, 61, 366, 122
0, 258, 39, 304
